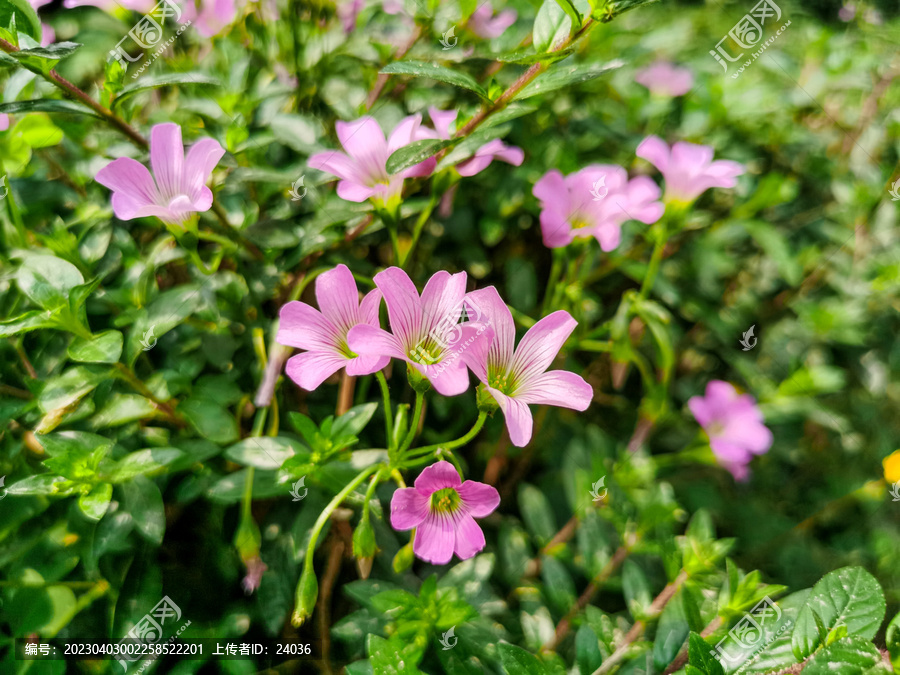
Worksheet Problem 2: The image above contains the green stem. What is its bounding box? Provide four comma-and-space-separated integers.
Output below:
542, 248, 566, 315
404, 412, 487, 461
0, 155, 25, 245
577, 340, 614, 352
400, 196, 438, 270
362, 469, 383, 519
399, 391, 425, 454
113, 363, 183, 425
375, 371, 394, 455
302, 464, 381, 571
639, 222, 667, 300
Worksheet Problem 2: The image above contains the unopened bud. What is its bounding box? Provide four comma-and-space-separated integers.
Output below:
392, 539, 415, 574
291, 565, 318, 627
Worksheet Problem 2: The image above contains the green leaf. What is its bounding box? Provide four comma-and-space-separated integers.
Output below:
366, 634, 425, 674
91, 394, 158, 428
331, 402, 379, 440
289, 412, 323, 449
10, 42, 81, 74
15, 253, 84, 310
37, 365, 111, 433
102, 448, 185, 483
67, 330, 124, 364
622, 560, 653, 618
492, 47, 575, 65
0, 0, 41, 42
533, 0, 571, 53
0, 309, 58, 337
386, 138, 454, 175
0, 98, 100, 117
687, 632, 725, 675
224, 437, 297, 470
553, 0, 582, 30
112, 73, 221, 111
791, 567, 885, 661
575, 624, 604, 674
498, 643, 549, 675
121, 475, 165, 545
14, 112, 64, 147
654, 588, 691, 671
179, 397, 239, 445
540, 555, 576, 613
886, 611, 900, 671
78, 482, 113, 520
380, 61, 491, 101
6, 474, 67, 495
515, 59, 624, 100
801, 636, 887, 675
517, 484, 557, 545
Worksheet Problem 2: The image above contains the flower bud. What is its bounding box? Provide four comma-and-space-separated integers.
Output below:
352, 515, 378, 580
392, 540, 415, 574
406, 363, 432, 394
291, 565, 318, 627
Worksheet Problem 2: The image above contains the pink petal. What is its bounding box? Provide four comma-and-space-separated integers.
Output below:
309, 150, 360, 182
592, 222, 622, 252
428, 107, 457, 140
687, 395, 714, 427
277, 301, 336, 351
336, 180, 379, 202
671, 141, 714, 174
95, 157, 158, 215
387, 113, 429, 155
533, 170, 569, 208
540, 208, 576, 248
636, 135, 670, 173
510, 310, 577, 384
516, 370, 593, 410
337, 117, 387, 164
345, 353, 391, 376
420, 270, 468, 340
150, 123, 185, 199
183, 137, 225, 198
453, 514, 487, 560
419, 357, 471, 396
400, 157, 437, 179
316, 264, 360, 331
346, 324, 407, 361
463, 287, 514, 372
374, 267, 423, 349
491, 387, 534, 447
390, 487, 430, 530
720, 414, 773, 454
359, 288, 383, 325
414, 512, 456, 564
414, 460, 461, 492
710, 438, 754, 463
284, 351, 346, 391
457, 480, 500, 517
455, 324, 494, 383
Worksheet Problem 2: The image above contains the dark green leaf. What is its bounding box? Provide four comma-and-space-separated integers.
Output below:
498, 643, 549, 675
78, 482, 113, 520
515, 59, 624, 100
67, 330, 124, 364
687, 632, 725, 675
112, 73, 221, 111
224, 437, 297, 470
0, 0, 41, 42
386, 138, 454, 175
380, 61, 491, 100
121, 476, 165, 545
0, 98, 100, 117
801, 636, 886, 675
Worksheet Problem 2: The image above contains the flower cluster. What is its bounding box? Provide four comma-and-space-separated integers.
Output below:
276, 266, 593, 448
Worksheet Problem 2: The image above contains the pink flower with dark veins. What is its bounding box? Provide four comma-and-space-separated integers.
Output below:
428, 107, 524, 177
309, 115, 436, 207
635, 61, 694, 97
277, 264, 389, 392
533, 165, 664, 250
95, 123, 225, 226
636, 135, 745, 205
688, 380, 773, 481
347, 267, 475, 397
468, 1, 516, 38
390, 461, 500, 564
460, 287, 594, 446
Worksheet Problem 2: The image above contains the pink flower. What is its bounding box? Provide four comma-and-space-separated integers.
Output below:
468, 1, 516, 39
533, 165, 664, 250
428, 107, 524, 177
688, 380, 773, 482
337, 0, 365, 32
838, 3, 856, 21
277, 264, 389, 392
391, 461, 500, 564
241, 556, 267, 594
28, 0, 52, 8
95, 123, 224, 226
0, 114, 9, 132
460, 287, 593, 447
40, 23, 55, 46
635, 61, 694, 97
636, 135, 744, 205
347, 267, 474, 397
181, 0, 238, 37
63, 0, 155, 11
309, 115, 436, 207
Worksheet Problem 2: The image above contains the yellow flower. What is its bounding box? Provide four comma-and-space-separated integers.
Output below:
883, 450, 900, 484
